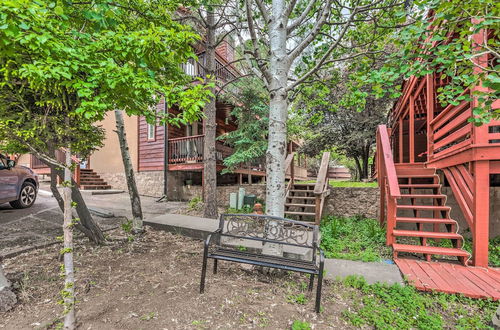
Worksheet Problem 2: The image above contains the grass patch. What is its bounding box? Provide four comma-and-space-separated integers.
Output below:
338, 275, 498, 329
329, 180, 377, 188
320, 216, 392, 262
296, 180, 378, 188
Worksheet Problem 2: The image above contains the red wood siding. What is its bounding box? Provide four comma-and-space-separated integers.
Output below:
138, 100, 166, 172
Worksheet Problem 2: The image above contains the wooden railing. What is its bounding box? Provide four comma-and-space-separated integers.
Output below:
182, 54, 237, 82
168, 135, 205, 164
168, 134, 239, 165
428, 94, 472, 161
285, 152, 296, 196
376, 125, 401, 245
313, 152, 330, 225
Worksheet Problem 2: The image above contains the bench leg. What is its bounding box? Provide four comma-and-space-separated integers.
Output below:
308, 274, 314, 292
200, 254, 208, 294
315, 263, 324, 313
213, 259, 218, 274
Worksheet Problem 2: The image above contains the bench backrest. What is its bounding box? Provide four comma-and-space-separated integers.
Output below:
218, 214, 319, 260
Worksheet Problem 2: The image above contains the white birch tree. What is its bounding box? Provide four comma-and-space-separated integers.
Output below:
235, 0, 407, 217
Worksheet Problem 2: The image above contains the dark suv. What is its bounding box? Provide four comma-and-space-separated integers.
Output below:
0, 154, 39, 208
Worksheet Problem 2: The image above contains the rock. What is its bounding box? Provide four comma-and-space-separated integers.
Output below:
0, 288, 17, 312
0, 264, 17, 312
492, 305, 500, 329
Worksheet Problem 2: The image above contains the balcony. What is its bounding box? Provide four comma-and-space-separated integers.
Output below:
167, 135, 265, 174
181, 54, 237, 83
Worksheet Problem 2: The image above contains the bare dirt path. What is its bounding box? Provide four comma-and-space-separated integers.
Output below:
0, 228, 353, 330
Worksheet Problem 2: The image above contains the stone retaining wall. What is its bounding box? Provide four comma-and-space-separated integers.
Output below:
99, 171, 500, 238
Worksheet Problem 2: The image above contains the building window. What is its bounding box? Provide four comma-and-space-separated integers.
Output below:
147, 123, 156, 140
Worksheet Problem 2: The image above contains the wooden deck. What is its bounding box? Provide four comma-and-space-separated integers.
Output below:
395, 259, 500, 300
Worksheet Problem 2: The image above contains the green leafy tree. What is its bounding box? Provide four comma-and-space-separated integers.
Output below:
358, 0, 499, 124
0, 1, 211, 326
219, 77, 269, 172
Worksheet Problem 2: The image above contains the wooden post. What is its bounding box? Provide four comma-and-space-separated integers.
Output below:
377, 133, 386, 226
409, 94, 415, 163
426, 74, 435, 160
472, 160, 489, 267
386, 198, 396, 246
398, 117, 403, 163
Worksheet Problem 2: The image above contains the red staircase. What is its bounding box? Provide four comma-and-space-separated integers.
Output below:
391, 165, 470, 264
376, 126, 470, 265
79, 169, 111, 190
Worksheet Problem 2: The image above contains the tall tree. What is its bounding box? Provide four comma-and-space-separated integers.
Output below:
0, 0, 211, 323
115, 110, 143, 233
235, 0, 406, 217
178, 2, 243, 218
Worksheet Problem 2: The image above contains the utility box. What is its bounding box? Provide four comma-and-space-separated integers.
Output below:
229, 193, 238, 209
243, 194, 256, 207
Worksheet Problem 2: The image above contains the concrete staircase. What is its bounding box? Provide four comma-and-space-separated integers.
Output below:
79, 168, 111, 190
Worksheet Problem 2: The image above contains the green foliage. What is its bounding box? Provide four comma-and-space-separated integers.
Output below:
121, 220, 133, 234
286, 293, 308, 305
188, 196, 203, 211
0, 0, 211, 164
340, 275, 499, 329
320, 216, 391, 262
358, 0, 499, 124
291, 320, 311, 330
218, 77, 269, 172
226, 204, 254, 214
298, 180, 377, 188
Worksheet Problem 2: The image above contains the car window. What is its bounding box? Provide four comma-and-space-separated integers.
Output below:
0, 157, 6, 170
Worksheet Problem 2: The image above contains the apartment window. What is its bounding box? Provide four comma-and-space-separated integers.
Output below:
147, 123, 156, 140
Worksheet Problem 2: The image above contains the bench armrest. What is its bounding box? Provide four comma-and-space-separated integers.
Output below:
204, 228, 222, 250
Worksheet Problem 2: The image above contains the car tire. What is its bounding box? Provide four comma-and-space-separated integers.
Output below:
10, 182, 37, 209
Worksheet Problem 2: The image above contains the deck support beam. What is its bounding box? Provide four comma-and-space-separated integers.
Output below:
472, 160, 489, 267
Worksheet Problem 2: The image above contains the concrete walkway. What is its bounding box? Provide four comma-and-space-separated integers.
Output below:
145, 214, 404, 285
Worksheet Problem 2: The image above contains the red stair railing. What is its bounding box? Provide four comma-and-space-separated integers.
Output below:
376, 125, 402, 245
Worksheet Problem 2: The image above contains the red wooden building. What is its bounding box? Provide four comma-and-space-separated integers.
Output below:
376, 22, 499, 299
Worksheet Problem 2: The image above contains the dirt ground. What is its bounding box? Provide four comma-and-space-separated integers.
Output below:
0, 227, 356, 330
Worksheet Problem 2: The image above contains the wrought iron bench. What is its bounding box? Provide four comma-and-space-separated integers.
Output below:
199, 214, 325, 313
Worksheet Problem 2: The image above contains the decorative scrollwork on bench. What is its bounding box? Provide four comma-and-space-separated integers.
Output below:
223, 214, 312, 246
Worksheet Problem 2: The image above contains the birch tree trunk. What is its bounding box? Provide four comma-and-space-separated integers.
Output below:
202, 8, 218, 219
63, 149, 75, 329
266, 0, 289, 218
46, 148, 105, 244
114, 110, 143, 232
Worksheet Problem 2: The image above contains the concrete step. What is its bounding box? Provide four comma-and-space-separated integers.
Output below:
81, 185, 111, 190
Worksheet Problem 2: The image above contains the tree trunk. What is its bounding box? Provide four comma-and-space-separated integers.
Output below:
202, 8, 218, 219
262, 0, 289, 258
354, 157, 362, 181
361, 145, 370, 180
114, 110, 144, 232
62, 149, 76, 329
47, 153, 105, 244
266, 0, 289, 218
